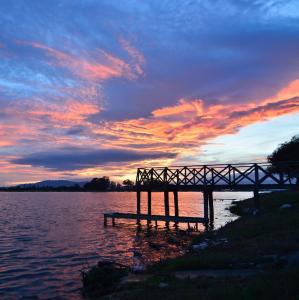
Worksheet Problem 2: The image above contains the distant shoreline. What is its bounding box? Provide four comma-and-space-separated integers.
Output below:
0, 189, 135, 192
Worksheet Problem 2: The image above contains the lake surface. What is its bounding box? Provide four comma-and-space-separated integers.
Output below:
0, 191, 251, 299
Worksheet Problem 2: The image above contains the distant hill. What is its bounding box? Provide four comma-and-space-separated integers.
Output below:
17, 180, 88, 188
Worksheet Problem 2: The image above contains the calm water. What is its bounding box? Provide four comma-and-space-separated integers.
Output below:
0, 191, 251, 299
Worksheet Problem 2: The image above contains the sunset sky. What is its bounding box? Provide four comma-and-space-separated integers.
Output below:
1, 0, 299, 185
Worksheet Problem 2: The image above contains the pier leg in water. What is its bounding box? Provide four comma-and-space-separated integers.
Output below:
147, 191, 152, 226
137, 190, 141, 225
173, 190, 179, 227
164, 191, 170, 227
208, 189, 214, 224
203, 190, 209, 229
112, 218, 115, 226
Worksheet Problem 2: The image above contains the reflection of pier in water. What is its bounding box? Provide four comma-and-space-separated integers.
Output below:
104, 162, 297, 227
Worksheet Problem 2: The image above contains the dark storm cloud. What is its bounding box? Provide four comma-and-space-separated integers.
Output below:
11, 147, 176, 171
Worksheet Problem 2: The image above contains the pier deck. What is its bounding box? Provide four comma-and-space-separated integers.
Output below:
104, 212, 206, 226
104, 162, 298, 227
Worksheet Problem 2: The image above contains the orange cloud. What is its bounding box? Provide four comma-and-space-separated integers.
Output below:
98, 79, 299, 159
152, 99, 204, 117
2, 76, 299, 185
264, 79, 299, 104
6, 100, 99, 126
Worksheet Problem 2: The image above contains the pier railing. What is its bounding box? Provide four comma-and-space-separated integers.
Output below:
136, 162, 299, 190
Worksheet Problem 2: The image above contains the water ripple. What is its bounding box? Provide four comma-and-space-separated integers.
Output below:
0, 191, 250, 299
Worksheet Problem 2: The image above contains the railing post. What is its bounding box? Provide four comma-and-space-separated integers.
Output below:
254, 163, 259, 187
164, 167, 168, 184
150, 168, 154, 185
136, 168, 140, 186
203, 165, 207, 186
254, 163, 260, 210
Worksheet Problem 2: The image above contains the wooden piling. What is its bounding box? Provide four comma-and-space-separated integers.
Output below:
112, 218, 115, 226
164, 191, 170, 217
164, 191, 169, 226
173, 191, 179, 217
137, 190, 141, 224
208, 189, 214, 223
104, 215, 107, 226
147, 191, 152, 215
203, 190, 209, 222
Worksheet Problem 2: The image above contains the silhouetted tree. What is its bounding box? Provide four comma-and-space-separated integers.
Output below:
268, 135, 299, 184
122, 179, 134, 186
110, 181, 117, 190
84, 177, 111, 191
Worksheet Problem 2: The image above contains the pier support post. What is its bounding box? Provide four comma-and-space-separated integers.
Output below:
104, 215, 107, 227
164, 191, 170, 226
164, 191, 170, 217
173, 191, 179, 218
203, 190, 209, 223
137, 190, 141, 224
208, 189, 214, 223
147, 191, 152, 215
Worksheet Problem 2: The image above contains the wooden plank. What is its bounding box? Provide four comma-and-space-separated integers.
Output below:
104, 212, 207, 223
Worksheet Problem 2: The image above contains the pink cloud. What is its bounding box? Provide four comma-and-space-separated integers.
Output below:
119, 37, 145, 76
21, 41, 144, 81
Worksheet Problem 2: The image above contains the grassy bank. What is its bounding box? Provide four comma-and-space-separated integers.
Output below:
84, 190, 299, 299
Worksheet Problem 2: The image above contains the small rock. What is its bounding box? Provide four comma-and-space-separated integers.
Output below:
133, 250, 142, 257
131, 264, 146, 273
280, 204, 292, 209
158, 282, 169, 288
193, 241, 209, 251
148, 241, 162, 250
212, 238, 228, 246
252, 209, 260, 216
243, 208, 250, 213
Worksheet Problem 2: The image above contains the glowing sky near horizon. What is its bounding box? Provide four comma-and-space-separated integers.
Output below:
1, 0, 299, 185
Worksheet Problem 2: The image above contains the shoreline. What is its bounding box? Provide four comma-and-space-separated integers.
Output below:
82, 190, 299, 299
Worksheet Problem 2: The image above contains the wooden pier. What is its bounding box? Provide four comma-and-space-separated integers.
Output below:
104, 162, 297, 227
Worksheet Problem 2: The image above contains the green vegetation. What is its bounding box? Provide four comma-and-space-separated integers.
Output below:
81, 261, 128, 298
90, 190, 299, 299
268, 135, 299, 183
111, 267, 299, 300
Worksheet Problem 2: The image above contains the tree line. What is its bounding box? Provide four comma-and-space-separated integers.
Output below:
0, 178, 135, 192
